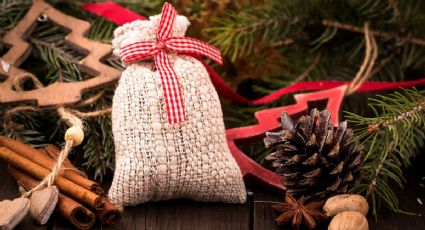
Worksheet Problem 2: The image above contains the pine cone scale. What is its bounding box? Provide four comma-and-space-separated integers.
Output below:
302, 153, 318, 166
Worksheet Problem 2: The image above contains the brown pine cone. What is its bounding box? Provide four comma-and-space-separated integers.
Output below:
264, 109, 364, 201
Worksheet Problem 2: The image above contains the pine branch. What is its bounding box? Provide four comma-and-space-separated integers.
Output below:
80, 88, 115, 180
205, 0, 425, 100
0, 0, 31, 31
205, 2, 306, 61
321, 19, 425, 47
208, 5, 425, 61
30, 38, 82, 82
0, 0, 31, 51
367, 99, 425, 134
88, 17, 116, 42
346, 88, 425, 218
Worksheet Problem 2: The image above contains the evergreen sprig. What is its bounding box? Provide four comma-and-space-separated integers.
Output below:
206, 0, 425, 62
30, 23, 84, 83
0, 0, 31, 31
204, 0, 309, 62
205, 0, 425, 100
346, 88, 425, 218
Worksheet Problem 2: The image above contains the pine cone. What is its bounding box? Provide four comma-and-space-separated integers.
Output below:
264, 109, 364, 201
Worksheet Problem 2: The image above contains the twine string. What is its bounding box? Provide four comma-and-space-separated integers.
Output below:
61, 167, 89, 178
57, 107, 84, 129
22, 107, 83, 197
68, 108, 112, 118
23, 139, 73, 197
44, 150, 89, 178
73, 91, 105, 108
346, 22, 379, 95
13, 72, 43, 91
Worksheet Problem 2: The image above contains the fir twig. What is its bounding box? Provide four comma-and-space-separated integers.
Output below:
290, 51, 321, 84
207, 1, 425, 62
346, 88, 425, 218
367, 99, 425, 133
321, 19, 425, 47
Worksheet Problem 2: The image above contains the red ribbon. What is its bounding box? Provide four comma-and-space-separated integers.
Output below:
83, 1, 425, 105
83, 1, 146, 25
118, 3, 223, 124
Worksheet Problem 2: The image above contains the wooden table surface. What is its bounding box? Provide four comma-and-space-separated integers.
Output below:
1, 153, 424, 230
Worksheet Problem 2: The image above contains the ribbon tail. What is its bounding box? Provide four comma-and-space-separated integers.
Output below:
154, 52, 186, 124
166, 37, 223, 65
157, 3, 177, 40
119, 42, 158, 63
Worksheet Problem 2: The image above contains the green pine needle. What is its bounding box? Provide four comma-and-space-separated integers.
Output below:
346, 88, 425, 219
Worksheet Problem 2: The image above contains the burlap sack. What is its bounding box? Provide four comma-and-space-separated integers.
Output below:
108, 13, 246, 207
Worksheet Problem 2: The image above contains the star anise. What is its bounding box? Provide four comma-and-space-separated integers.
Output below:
272, 194, 328, 229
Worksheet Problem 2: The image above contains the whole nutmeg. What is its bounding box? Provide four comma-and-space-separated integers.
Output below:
328, 211, 368, 230
323, 194, 368, 216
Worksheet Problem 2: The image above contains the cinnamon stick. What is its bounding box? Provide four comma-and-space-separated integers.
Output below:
7, 166, 96, 230
0, 136, 104, 196
95, 198, 122, 225
42, 145, 121, 225
0, 147, 104, 210
42, 144, 105, 196
41, 145, 75, 170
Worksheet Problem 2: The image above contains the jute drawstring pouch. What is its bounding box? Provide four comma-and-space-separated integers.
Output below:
108, 4, 246, 207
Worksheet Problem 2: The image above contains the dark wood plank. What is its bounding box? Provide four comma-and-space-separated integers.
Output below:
252, 189, 280, 230
142, 198, 250, 230
101, 205, 147, 230
2, 153, 424, 230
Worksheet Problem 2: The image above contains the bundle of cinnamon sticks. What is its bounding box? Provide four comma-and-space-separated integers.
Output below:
0, 136, 121, 229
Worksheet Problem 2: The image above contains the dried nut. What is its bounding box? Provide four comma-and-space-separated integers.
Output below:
323, 194, 368, 216
328, 211, 368, 230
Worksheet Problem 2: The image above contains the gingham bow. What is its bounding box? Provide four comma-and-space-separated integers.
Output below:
119, 3, 223, 124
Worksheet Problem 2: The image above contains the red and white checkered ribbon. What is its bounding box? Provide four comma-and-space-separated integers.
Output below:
119, 3, 223, 124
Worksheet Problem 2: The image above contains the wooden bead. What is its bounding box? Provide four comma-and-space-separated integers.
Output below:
64, 127, 84, 146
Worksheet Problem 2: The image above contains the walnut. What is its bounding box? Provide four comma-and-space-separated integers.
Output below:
328, 211, 368, 230
323, 194, 369, 216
